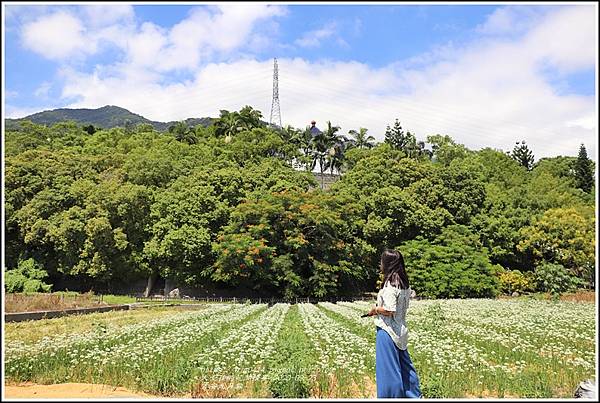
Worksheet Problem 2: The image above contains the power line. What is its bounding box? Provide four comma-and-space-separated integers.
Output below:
53, 65, 561, 146
45, 64, 592, 157
280, 75, 522, 140
274, 66, 595, 152
277, 77, 590, 156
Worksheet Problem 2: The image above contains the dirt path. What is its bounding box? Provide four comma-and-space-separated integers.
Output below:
4, 382, 157, 398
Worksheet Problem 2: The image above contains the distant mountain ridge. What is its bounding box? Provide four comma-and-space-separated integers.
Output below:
5, 105, 213, 132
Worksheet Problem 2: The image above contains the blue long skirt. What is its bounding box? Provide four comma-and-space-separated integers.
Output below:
375, 326, 421, 398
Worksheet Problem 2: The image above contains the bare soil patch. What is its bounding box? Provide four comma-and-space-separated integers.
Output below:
5, 292, 106, 313
464, 389, 519, 398
559, 290, 595, 303
4, 382, 156, 398
497, 290, 595, 303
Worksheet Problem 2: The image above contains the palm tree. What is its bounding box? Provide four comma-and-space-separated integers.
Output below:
238, 105, 264, 130
325, 132, 354, 176
348, 127, 376, 149
214, 107, 265, 142
311, 121, 343, 188
324, 121, 341, 140
300, 126, 314, 155
169, 121, 197, 145
280, 125, 308, 169
281, 125, 300, 143
214, 110, 243, 141
182, 131, 198, 145
291, 125, 313, 171
324, 143, 345, 176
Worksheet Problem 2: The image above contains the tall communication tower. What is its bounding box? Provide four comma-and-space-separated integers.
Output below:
269, 58, 282, 128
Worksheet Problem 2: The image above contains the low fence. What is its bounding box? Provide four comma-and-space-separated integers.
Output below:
5, 305, 130, 323
135, 295, 374, 304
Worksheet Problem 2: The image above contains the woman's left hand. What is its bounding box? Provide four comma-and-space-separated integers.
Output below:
368, 306, 378, 316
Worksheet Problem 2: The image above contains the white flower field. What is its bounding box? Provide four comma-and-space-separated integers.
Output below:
3, 298, 596, 398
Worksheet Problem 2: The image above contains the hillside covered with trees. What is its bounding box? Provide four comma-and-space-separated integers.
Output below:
4, 106, 596, 299
5, 105, 213, 132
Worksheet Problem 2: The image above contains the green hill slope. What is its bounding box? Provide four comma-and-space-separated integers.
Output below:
5, 105, 213, 132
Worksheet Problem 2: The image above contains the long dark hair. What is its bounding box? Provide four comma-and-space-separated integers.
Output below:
381, 249, 409, 289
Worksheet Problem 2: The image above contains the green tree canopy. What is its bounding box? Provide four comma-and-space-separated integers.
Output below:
4, 110, 595, 296
510, 140, 535, 171
518, 206, 595, 284
348, 127, 376, 149
574, 143, 594, 193
402, 225, 501, 298
212, 190, 372, 298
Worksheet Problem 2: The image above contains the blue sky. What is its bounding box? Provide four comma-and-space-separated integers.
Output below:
3, 3, 597, 159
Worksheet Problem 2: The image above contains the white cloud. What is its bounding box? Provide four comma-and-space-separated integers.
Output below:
153, 4, 287, 71
21, 11, 90, 60
59, 53, 594, 161
295, 23, 339, 48
59, 59, 274, 122
82, 4, 134, 27
294, 21, 351, 49
566, 114, 596, 131
18, 4, 287, 70
34, 82, 52, 98
4, 5, 51, 30
379, 6, 597, 159
476, 6, 544, 36
525, 5, 597, 73
4, 104, 53, 119
125, 22, 168, 67
16, 5, 597, 161
477, 7, 515, 34
206, 4, 286, 52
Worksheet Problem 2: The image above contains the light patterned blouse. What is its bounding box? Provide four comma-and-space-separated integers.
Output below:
373, 282, 411, 350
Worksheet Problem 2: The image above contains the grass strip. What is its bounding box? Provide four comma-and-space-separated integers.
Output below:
264, 305, 318, 398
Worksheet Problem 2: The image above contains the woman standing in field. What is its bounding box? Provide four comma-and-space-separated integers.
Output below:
367, 249, 422, 398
